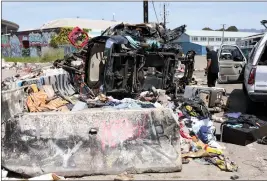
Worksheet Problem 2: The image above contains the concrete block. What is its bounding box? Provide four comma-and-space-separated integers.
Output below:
1, 87, 26, 124
2, 108, 182, 177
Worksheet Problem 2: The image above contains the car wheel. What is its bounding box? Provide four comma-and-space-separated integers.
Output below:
245, 95, 257, 114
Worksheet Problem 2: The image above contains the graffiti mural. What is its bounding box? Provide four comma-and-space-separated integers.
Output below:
1, 29, 99, 58
42, 32, 56, 45
1, 35, 9, 45
10, 35, 22, 57
2, 47, 11, 57
22, 48, 30, 57
30, 47, 41, 57
1, 35, 10, 57
29, 32, 42, 45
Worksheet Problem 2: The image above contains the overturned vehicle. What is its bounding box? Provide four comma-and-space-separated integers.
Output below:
54, 23, 189, 98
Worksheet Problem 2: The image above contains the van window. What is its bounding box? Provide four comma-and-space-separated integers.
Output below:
249, 46, 257, 64
249, 38, 263, 64
258, 44, 267, 65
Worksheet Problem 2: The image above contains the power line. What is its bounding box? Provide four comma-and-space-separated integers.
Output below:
152, 1, 159, 23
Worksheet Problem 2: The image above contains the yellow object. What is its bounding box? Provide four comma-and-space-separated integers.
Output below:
185, 105, 192, 111
204, 145, 223, 155
192, 136, 206, 149
182, 149, 210, 158
30, 84, 39, 93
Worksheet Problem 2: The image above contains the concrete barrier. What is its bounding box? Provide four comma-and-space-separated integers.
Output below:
2, 108, 182, 177
1, 87, 27, 124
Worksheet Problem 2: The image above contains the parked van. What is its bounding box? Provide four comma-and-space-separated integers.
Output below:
217, 21, 267, 113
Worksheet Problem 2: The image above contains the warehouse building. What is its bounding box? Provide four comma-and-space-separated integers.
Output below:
175, 30, 257, 55
1, 19, 19, 34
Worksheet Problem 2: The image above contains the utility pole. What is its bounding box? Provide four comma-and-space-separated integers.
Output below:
221, 24, 226, 44
143, 1, 148, 23
160, 3, 169, 27
163, 3, 166, 27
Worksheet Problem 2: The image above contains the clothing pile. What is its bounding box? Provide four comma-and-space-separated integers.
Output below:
222, 113, 266, 129
172, 97, 238, 172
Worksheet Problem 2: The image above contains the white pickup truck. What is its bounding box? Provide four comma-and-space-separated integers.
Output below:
243, 31, 267, 113
217, 21, 267, 113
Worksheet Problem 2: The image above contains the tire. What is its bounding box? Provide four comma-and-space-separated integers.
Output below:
245, 95, 257, 114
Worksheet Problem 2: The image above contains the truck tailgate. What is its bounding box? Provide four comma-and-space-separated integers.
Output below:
255, 65, 267, 92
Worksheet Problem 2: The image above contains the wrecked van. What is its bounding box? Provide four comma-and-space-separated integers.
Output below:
54, 22, 187, 98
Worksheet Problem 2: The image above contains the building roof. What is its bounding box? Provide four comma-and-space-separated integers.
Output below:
185, 30, 258, 38
40, 18, 124, 30
242, 33, 265, 40
1, 19, 20, 33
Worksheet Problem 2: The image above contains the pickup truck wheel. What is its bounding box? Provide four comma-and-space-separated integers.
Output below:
246, 95, 257, 114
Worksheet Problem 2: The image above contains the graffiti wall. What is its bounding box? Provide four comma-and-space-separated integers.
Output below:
1, 28, 95, 58
10, 35, 22, 57
1, 35, 11, 57
1, 31, 64, 58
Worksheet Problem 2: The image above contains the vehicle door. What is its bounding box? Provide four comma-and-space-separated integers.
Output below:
254, 36, 267, 92
218, 44, 247, 83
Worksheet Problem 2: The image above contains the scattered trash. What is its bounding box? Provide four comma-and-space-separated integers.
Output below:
2, 169, 8, 178
257, 136, 267, 145
212, 115, 226, 123
71, 101, 88, 111
28, 173, 65, 180
114, 172, 134, 181
26, 84, 70, 112
230, 175, 239, 180
182, 158, 190, 164
207, 155, 238, 172
1, 173, 65, 181
194, 158, 212, 165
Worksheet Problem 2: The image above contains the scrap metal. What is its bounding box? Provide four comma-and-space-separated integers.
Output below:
53, 22, 193, 99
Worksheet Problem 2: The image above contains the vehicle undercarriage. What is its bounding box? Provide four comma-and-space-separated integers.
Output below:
54, 22, 195, 99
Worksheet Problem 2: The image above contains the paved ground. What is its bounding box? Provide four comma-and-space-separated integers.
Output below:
72, 58, 267, 180
2, 58, 267, 180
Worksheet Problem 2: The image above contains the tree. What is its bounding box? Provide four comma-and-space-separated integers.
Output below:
226, 26, 238, 32
215, 28, 224, 31
202, 27, 213, 31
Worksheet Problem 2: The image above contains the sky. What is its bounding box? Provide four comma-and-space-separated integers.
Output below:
2, 2, 267, 31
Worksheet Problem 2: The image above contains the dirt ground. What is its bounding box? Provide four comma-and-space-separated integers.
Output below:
2, 57, 267, 180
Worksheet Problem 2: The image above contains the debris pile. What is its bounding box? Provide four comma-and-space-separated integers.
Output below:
4, 22, 267, 179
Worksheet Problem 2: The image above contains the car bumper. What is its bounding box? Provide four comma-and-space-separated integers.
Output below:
248, 92, 267, 102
